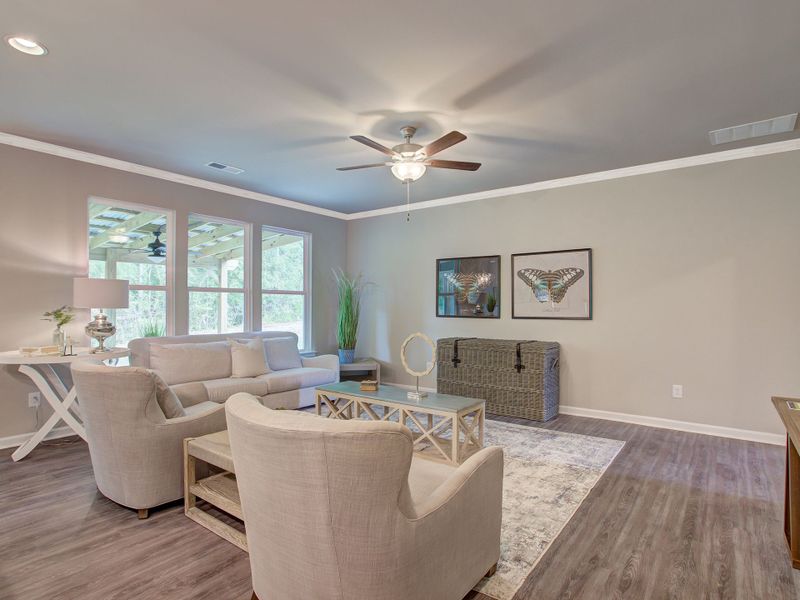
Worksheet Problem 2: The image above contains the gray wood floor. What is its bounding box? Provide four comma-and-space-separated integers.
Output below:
0, 414, 795, 600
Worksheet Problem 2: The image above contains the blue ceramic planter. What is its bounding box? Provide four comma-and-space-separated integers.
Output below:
338, 348, 355, 364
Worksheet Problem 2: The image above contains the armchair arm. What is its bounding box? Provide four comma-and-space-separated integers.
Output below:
399, 446, 504, 596
410, 445, 504, 521
155, 401, 227, 437
302, 354, 340, 377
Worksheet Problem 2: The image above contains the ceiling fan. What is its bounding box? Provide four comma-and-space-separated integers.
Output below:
337, 126, 481, 182
130, 229, 166, 263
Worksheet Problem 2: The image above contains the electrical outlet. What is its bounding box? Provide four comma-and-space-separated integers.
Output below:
672, 384, 684, 399
28, 392, 41, 408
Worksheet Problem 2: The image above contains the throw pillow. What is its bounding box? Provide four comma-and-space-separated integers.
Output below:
151, 371, 186, 419
230, 338, 269, 378
263, 336, 303, 371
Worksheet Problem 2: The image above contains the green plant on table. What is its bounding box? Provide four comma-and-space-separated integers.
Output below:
333, 269, 365, 350
42, 306, 75, 328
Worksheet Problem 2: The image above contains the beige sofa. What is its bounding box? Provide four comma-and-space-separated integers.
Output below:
128, 331, 338, 410
226, 392, 504, 600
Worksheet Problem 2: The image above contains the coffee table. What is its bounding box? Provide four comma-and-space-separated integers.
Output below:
315, 381, 485, 465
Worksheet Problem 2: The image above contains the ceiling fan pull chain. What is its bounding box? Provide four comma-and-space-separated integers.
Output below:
406, 181, 411, 222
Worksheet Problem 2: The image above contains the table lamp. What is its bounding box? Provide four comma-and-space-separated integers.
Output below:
73, 278, 129, 353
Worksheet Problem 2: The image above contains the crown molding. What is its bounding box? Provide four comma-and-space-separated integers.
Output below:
345, 137, 800, 220
3, 131, 799, 222
0, 132, 349, 220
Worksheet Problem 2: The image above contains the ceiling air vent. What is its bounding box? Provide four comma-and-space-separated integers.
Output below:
206, 161, 245, 175
708, 113, 797, 145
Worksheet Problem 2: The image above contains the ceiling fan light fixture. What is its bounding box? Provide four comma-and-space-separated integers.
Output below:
391, 160, 426, 182
146, 254, 166, 264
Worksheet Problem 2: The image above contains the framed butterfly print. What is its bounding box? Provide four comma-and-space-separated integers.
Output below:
436, 255, 500, 318
511, 248, 592, 320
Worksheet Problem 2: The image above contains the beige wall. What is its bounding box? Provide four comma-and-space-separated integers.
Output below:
347, 150, 800, 435
0, 145, 347, 439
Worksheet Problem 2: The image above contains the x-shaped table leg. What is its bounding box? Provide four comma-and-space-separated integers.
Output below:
11, 364, 86, 462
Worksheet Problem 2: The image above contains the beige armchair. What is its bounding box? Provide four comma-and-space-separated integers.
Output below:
226, 393, 504, 600
71, 361, 226, 518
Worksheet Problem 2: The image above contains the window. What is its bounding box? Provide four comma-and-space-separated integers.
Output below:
261, 227, 309, 349
188, 215, 249, 334
88, 200, 172, 347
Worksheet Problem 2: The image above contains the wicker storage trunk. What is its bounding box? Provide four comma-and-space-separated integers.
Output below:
437, 338, 560, 421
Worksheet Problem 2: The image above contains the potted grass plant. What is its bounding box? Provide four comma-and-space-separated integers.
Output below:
333, 269, 364, 364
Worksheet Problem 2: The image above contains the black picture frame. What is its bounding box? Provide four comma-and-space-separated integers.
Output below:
436, 255, 501, 318
511, 248, 593, 320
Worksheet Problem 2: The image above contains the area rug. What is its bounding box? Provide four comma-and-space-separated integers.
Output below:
467, 420, 625, 600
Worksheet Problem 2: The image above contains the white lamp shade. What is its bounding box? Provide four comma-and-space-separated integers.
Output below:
73, 278, 130, 309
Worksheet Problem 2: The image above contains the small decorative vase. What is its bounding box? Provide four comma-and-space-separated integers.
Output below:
52, 326, 65, 348
338, 348, 355, 364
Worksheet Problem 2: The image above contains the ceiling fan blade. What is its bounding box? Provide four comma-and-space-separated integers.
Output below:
349, 135, 397, 157
336, 163, 387, 171
426, 159, 481, 171
420, 131, 467, 157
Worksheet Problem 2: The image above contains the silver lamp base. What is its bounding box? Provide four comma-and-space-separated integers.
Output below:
85, 312, 116, 353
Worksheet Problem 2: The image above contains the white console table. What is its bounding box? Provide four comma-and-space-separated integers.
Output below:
0, 347, 130, 461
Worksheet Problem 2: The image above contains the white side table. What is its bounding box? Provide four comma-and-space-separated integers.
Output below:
0, 347, 130, 461
338, 358, 381, 384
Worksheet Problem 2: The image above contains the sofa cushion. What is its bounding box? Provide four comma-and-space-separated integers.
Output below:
152, 372, 186, 419
230, 338, 269, 378
150, 341, 232, 385
263, 337, 302, 371
184, 401, 224, 418
202, 377, 270, 403
171, 381, 211, 407
258, 367, 336, 394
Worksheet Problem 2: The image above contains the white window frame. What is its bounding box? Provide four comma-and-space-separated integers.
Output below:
86, 196, 176, 337
260, 225, 311, 351
187, 213, 252, 334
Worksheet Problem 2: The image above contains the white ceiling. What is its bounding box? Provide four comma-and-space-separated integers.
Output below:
2, 0, 799, 213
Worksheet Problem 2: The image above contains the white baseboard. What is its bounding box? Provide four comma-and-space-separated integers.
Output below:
0, 426, 75, 451
558, 405, 784, 446
381, 382, 784, 446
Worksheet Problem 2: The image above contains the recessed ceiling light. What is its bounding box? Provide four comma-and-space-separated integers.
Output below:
5, 35, 48, 56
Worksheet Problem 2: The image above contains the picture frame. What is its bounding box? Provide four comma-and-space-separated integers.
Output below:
511, 248, 592, 320
436, 255, 501, 318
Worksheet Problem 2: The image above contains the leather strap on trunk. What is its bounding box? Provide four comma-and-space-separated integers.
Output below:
515, 341, 538, 373
451, 337, 476, 368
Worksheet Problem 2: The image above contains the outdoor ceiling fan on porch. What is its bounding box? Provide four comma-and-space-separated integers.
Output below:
337, 126, 481, 182
130, 229, 166, 263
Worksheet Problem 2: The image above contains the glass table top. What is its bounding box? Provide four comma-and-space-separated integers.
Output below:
316, 380, 483, 412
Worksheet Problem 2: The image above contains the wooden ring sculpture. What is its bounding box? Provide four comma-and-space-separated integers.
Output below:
400, 332, 436, 377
